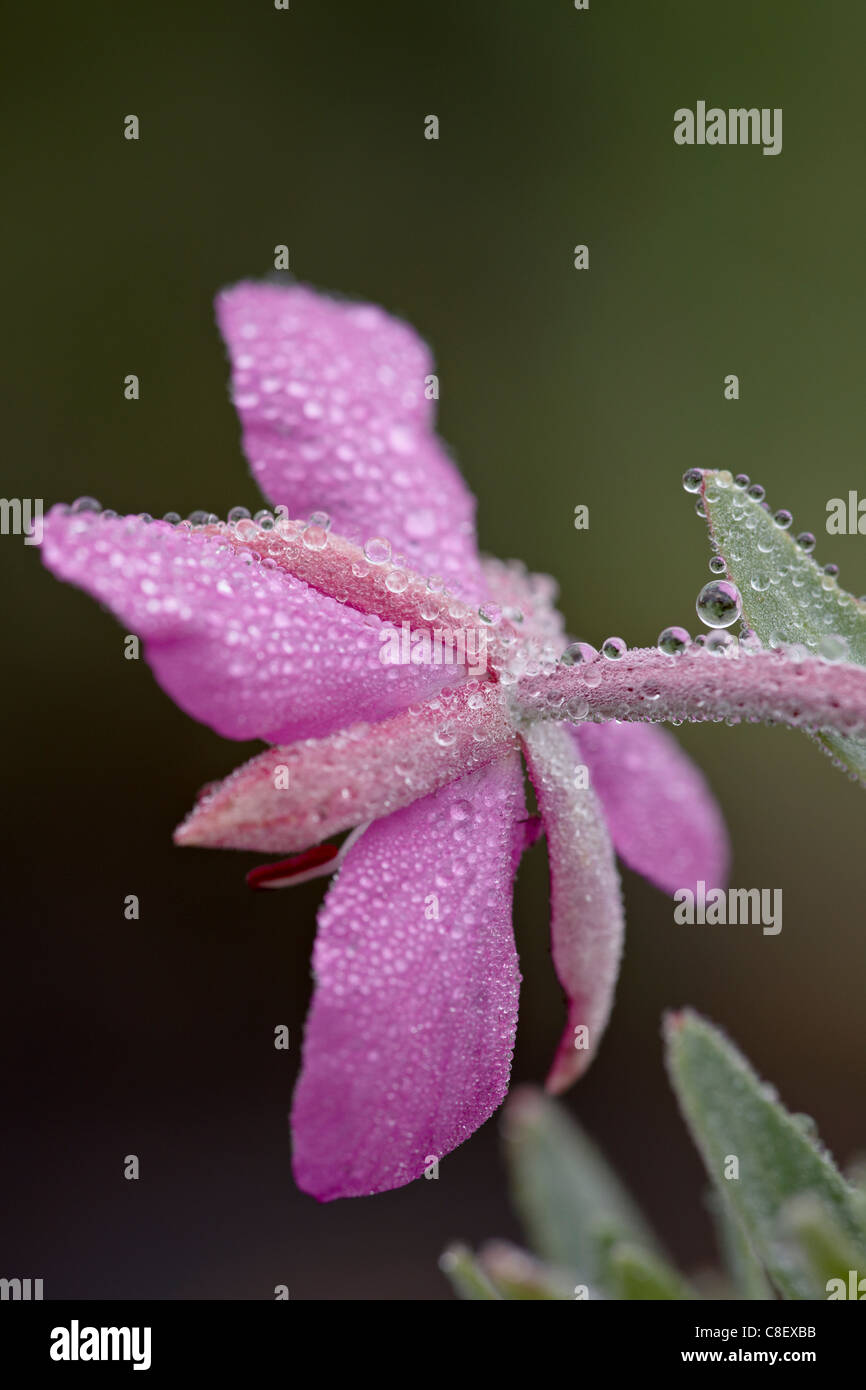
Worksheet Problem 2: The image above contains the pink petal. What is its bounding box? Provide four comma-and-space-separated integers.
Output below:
217, 282, 487, 600
290, 755, 529, 1200
174, 679, 516, 853
480, 556, 566, 648
521, 721, 625, 1095
40, 509, 450, 743
577, 721, 729, 894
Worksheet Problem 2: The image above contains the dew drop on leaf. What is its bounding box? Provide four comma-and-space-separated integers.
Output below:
657, 626, 690, 656
696, 580, 743, 629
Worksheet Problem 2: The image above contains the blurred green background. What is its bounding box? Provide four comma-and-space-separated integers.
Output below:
3, 0, 864, 1298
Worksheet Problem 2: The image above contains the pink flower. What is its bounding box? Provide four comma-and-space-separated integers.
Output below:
39, 283, 866, 1200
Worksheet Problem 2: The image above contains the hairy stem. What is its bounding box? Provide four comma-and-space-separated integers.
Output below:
514, 647, 866, 739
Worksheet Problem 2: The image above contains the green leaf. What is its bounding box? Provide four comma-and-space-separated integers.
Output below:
439, 1244, 504, 1300
665, 1009, 866, 1299
697, 469, 866, 782
502, 1087, 681, 1292
710, 1193, 774, 1300
604, 1242, 693, 1300
843, 1156, 866, 1235
782, 1193, 866, 1294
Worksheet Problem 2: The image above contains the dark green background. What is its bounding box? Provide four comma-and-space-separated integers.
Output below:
3, 0, 864, 1298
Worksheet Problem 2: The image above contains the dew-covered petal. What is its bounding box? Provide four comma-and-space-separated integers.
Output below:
216, 514, 491, 639
521, 721, 625, 1095
217, 282, 487, 599
40, 508, 450, 743
576, 722, 729, 895
174, 679, 516, 853
480, 555, 567, 647
290, 755, 528, 1200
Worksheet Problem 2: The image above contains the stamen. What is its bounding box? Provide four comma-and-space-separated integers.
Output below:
245, 822, 372, 890
247, 844, 339, 891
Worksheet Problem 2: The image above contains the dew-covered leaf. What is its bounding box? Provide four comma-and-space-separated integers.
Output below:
781, 1193, 866, 1295
665, 1009, 865, 1299
502, 1087, 671, 1288
604, 1242, 694, 1300
710, 1193, 774, 1301
695, 468, 866, 781
439, 1244, 503, 1300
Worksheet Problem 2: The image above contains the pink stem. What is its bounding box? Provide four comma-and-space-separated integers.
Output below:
514, 647, 866, 738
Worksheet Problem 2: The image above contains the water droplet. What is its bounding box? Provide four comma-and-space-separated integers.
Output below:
309, 510, 331, 531
657, 626, 690, 656
385, 569, 409, 593
478, 603, 502, 625
561, 641, 598, 666
302, 524, 328, 551
706, 630, 735, 655
773, 509, 793, 529
227, 506, 252, 525
601, 636, 627, 660
682, 469, 703, 493
434, 725, 457, 747
254, 509, 275, 530
708, 555, 726, 575
750, 574, 770, 592
795, 532, 816, 553
72, 496, 102, 513
785, 642, 810, 662
696, 580, 743, 628
364, 536, 392, 564
187, 509, 210, 525
162, 512, 181, 525
734, 474, 749, 489
818, 633, 849, 662
823, 562, 839, 578
747, 483, 765, 501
